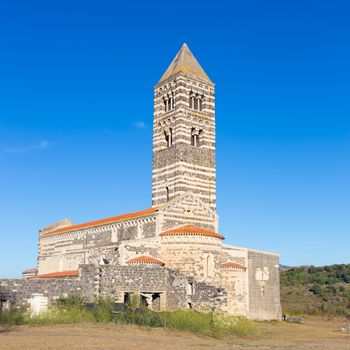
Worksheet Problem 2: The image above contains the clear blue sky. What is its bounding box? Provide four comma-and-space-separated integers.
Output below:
0, 1, 349, 277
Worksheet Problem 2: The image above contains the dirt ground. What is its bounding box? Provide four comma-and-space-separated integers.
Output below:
0, 317, 349, 350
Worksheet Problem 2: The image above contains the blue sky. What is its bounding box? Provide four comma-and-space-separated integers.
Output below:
0, 1, 349, 277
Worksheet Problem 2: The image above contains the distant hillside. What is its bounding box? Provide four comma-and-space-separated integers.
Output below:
279, 264, 291, 271
280, 264, 350, 317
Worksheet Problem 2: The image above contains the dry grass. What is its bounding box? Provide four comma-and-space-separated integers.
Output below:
0, 316, 349, 350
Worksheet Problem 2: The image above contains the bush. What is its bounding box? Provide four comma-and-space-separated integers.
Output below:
0, 310, 24, 325
56, 295, 85, 310
0, 295, 258, 338
115, 307, 257, 338
162, 310, 214, 336
91, 296, 115, 323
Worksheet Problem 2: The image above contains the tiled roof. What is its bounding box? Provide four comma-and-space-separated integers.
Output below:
160, 224, 224, 240
221, 262, 247, 270
29, 270, 79, 279
127, 256, 165, 266
45, 207, 158, 236
22, 268, 38, 274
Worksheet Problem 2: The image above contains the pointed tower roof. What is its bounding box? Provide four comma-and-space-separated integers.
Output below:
158, 43, 212, 84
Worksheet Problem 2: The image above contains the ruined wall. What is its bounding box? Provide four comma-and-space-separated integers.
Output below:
220, 245, 249, 316
1, 247, 281, 319
247, 250, 282, 320
0, 265, 96, 309
98, 264, 227, 312
220, 268, 248, 317
0, 263, 228, 313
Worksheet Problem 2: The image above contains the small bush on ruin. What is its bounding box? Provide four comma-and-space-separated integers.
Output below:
56, 294, 85, 310
91, 296, 115, 323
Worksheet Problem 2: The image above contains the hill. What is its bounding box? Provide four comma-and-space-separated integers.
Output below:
280, 264, 350, 317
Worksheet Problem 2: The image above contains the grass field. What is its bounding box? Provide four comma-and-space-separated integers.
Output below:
0, 316, 349, 350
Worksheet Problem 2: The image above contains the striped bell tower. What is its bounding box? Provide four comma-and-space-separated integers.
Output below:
152, 43, 216, 213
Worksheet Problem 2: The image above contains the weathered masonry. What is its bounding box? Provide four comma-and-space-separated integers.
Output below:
0, 44, 282, 320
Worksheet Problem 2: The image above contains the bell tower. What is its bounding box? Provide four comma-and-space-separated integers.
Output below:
152, 43, 216, 212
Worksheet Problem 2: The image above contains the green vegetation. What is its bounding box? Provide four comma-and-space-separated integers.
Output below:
0, 309, 24, 325
0, 295, 257, 338
116, 308, 256, 337
280, 264, 350, 317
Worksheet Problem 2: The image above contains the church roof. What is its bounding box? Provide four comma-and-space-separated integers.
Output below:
45, 207, 158, 236
221, 262, 247, 270
160, 224, 224, 240
158, 43, 213, 84
29, 270, 79, 279
127, 256, 165, 266
22, 268, 38, 274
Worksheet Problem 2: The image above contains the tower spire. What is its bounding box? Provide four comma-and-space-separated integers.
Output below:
152, 44, 216, 212
158, 43, 212, 84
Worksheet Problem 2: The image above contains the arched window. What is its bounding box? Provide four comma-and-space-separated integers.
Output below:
164, 128, 173, 148
189, 93, 195, 109
191, 128, 195, 146
166, 186, 170, 202
198, 129, 203, 147
186, 282, 194, 295
194, 134, 198, 147
167, 98, 172, 111
191, 128, 200, 147
164, 94, 175, 112
99, 256, 109, 265
206, 255, 214, 277
189, 93, 203, 111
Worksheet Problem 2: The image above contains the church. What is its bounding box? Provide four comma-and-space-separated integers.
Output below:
1, 44, 281, 320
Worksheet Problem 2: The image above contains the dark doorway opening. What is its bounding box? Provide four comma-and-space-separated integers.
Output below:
123, 292, 130, 304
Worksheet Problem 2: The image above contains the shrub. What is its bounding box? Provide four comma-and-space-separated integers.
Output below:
92, 296, 115, 323
0, 295, 258, 338
161, 310, 214, 336
117, 308, 257, 338
56, 295, 85, 310
0, 310, 24, 325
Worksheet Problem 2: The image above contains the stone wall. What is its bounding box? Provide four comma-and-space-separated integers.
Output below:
160, 234, 222, 283
159, 193, 218, 232
152, 71, 216, 212
0, 262, 228, 313
247, 250, 282, 320
220, 268, 248, 317
118, 238, 161, 265
1, 248, 281, 320
0, 265, 96, 309
38, 215, 157, 275
98, 264, 227, 312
